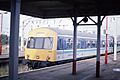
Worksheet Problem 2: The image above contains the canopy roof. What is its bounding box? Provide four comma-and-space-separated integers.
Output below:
0, 0, 120, 18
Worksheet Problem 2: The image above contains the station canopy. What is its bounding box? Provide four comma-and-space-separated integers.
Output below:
0, 0, 120, 18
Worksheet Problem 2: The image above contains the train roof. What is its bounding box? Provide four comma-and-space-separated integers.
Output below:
43, 27, 106, 39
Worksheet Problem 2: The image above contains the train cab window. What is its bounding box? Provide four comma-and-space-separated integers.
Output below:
43, 37, 53, 49
27, 37, 53, 49
27, 37, 35, 48
35, 38, 44, 49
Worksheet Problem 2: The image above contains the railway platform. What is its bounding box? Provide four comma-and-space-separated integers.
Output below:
0, 51, 24, 59
0, 53, 120, 80
0, 45, 24, 59
0, 48, 24, 63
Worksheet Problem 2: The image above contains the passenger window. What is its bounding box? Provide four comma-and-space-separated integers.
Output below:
110, 40, 114, 47
117, 41, 120, 47
77, 39, 81, 49
57, 38, 63, 50
100, 40, 105, 47
81, 39, 86, 49
65, 38, 73, 49
91, 40, 96, 48
87, 40, 91, 48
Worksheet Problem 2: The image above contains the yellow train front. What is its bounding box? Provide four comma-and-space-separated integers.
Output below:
25, 28, 57, 68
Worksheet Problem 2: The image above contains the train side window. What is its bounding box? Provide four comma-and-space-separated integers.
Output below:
109, 40, 113, 47
63, 39, 67, 49
77, 39, 86, 49
66, 38, 73, 49
77, 39, 80, 49
101, 40, 105, 47
117, 41, 120, 47
82, 39, 87, 49
70, 39, 73, 49
57, 38, 63, 50
94, 41, 97, 48
83, 39, 87, 49
57, 37, 67, 50
91, 40, 96, 48
77, 43, 80, 49
86, 40, 91, 48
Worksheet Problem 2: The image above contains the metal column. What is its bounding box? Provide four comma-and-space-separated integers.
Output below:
105, 17, 108, 64
72, 16, 77, 75
9, 0, 21, 80
96, 16, 101, 78
0, 14, 3, 55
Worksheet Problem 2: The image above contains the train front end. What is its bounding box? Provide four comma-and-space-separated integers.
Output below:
24, 28, 57, 68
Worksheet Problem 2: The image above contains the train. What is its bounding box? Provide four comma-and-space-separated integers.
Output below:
24, 27, 120, 69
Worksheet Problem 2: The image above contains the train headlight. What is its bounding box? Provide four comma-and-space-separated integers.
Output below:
36, 56, 40, 59
27, 55, 29, 59
46, 56, 50, 61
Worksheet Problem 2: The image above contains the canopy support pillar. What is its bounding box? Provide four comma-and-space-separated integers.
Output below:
9, 0, 21, 80
96, 16, 101, 78
72, 16, 77, 75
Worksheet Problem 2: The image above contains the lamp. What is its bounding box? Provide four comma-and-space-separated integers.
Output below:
82, 16, 88, 23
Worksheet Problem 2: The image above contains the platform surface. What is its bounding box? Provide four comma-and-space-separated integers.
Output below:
0, 53, 120, 80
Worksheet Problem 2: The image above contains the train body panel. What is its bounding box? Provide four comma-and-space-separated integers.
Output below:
25, 49, 56, 62
56, 47, 114, 61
